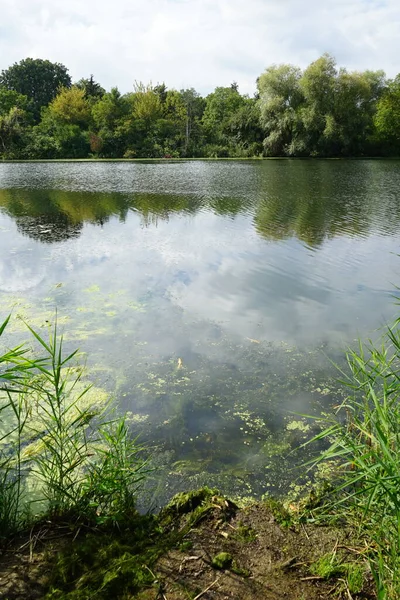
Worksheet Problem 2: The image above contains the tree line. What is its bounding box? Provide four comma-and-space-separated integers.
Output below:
0, 54, 399, 160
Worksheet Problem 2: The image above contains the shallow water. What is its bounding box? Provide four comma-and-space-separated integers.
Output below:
1, 159, 399, 506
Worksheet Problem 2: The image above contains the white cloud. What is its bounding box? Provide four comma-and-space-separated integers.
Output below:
0, 0, 399, 95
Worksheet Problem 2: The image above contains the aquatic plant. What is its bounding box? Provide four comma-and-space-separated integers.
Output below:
0, 315, 147, 539
311, 319, 400, 599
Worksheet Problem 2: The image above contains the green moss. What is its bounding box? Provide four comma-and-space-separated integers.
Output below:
212, 552, 233, 570
345, 562, 365, 594
262, 496, 293, 527
178, 540, 193, 553
233, 522, 257, 543
42, 488, 238, 599
309, 552, 363, 585
161, 487, 218, 518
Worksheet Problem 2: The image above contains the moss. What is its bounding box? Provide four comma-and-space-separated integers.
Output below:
44, 514, 172, 599
161, 487, 218, 519
41, 488, 238, 599
345, 562, 365, 594
178, 540, 193, 553
232, 522, 257, 543
310, 552, 344, 579
212, 552, 233, 570
262, 496, 293, 527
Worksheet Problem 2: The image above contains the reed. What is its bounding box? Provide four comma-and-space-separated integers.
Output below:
311, 321, 400, 598
0, 316, 147, 540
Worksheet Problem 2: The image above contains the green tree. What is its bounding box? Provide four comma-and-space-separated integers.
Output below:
257, 64, 304, 155
91, 88, 130, 157
374, 75, 400, 151
0, 89, 30, 117
48, 87, 91, 127
298, 53, 337, 155
331, 69, 385, 155
153, 83, 168, 105
227, 97, 263, 155
0, 107, 28, 158
180, 88, 205, 156
92, 88, 129, 130
0, 58, 71, 120
76, 75, 105, 100
202, 85, 246, 155
131, 82, 162, 123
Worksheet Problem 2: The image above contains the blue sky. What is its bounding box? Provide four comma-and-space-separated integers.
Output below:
1, 0, 399, 95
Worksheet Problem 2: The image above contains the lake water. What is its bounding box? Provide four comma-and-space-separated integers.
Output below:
0, 159, 399, 506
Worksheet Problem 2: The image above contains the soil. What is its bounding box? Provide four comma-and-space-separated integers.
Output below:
0, 491, 376, 600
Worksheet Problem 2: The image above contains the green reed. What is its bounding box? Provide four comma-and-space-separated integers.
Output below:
310, 320, 400, 599
0, 315, 35, 539
0, 316, 147, 540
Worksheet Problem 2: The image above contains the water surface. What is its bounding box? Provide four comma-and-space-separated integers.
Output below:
1, 159, 399, 505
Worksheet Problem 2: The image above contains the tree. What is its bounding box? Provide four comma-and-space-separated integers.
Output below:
0, 88, 30, 117
374, 75, 400, 151
298, 54, 337, 155
48, 86, 91, 127
76, 75, 105, 100
91, 88, 130, 157
332, 69, 384, 155
0, 58, 71, 120
92, 88, 129, 130
131, 82, 162, 123
202, 86, 246, 154
257, 64, 304, 155
180, 88, 205, 156
153, 83, 168, 105
227, 98, 263, 155
0, 107, 28, 158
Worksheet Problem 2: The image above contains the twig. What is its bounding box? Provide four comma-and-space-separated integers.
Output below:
144, 564, 158, 581
301, 523, 310, 540
72, 526, 81, 542
300, 576, 323, 581
337, 544, 369, 555
193, 577, 220, 600
339, 579, 353, 600
332, 538, 339, 556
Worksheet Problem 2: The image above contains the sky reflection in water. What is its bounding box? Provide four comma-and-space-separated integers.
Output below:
0, 160, 399, 505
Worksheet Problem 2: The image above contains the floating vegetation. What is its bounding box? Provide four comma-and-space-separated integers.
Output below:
0, 276, 348, 509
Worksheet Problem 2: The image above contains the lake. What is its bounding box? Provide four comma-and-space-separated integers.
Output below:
0, 159, 399, 507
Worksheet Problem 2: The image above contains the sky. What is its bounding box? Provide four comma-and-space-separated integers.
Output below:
0, 0, 399, 96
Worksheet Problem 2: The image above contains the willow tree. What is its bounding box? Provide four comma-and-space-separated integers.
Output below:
257, 64, 304, 155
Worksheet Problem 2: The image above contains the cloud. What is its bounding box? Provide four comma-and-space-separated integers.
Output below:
0, 0, 399, 95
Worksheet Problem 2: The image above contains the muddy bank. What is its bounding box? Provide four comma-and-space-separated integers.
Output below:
0, 488, 374, 600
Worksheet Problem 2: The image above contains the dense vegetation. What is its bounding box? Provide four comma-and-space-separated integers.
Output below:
312, 321, 400, 598
0, 316, 147, 540
0, 54, 399, 159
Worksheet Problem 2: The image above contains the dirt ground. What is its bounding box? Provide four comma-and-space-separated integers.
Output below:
0, 494, 375, 600
150, 502, 374, 600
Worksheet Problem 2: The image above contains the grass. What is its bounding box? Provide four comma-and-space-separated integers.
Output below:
309, 318, 400, 599
310, 552, 364, 595
0, 315, 148, 540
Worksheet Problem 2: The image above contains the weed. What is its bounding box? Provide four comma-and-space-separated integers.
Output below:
310, 551, 344, 579
310, 319, 400, 598
0, 316, 148, 539
232, 522, 257, 543
262, 496, 292, 527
